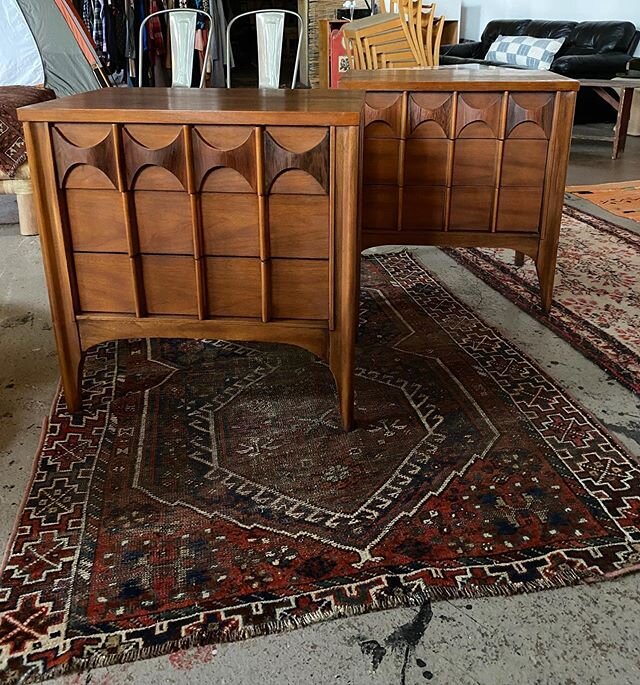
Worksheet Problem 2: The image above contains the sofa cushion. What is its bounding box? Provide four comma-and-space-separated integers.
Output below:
565, 21, 637, 54
480, 19, 532, 53
526, 20, 577, 40
486, 35, 566, 70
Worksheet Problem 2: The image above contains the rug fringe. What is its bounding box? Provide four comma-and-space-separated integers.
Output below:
15, 562, 628, 684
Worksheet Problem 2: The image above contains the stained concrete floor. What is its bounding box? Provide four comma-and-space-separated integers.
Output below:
1, 135, 640, 684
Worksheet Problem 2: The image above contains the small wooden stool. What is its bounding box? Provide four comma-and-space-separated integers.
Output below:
0, 164, 37, 236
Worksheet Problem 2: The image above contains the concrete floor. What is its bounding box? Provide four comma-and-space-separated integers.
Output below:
1, 135, 640, 684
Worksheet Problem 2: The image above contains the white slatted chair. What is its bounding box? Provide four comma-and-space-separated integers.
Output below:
226, 10, 304, 89
138, 8, 213, 88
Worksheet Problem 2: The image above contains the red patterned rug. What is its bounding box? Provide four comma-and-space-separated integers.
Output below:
444, 206, 640, 394
1, 253, 640, 683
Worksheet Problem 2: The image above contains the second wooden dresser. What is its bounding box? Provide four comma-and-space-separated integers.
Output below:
340, 67, 579, 311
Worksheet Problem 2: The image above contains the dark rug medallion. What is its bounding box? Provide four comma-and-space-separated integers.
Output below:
1, 253, 639, 682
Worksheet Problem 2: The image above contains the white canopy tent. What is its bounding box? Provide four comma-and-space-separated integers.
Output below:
0, 0, 103, 96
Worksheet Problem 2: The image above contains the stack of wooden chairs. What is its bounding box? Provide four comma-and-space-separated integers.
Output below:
341, 0, 446, 70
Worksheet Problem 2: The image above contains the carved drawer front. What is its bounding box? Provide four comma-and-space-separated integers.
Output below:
269, 195, 329, 259
52, 124, 118, 190
363, 92, 404, 138
202, 194, 260, 257
506, 93, 554, 140
135, 191, 193, 255
401, 188, 447, 230
123, 124, 187, 191
272, 259, 329, 320
206, 257, 262, 318
501, 140, 548, 187
496, 187, 544, 233
449, 187, 494, 231
193, 126, 257, 193
404, 139, 451, 186
363, 138, 400, 185
65, 189, 127, 253
456, 93, 503, 139
264, 127, 329, 195
452, 139, 499, 186
362, 186, 398, 230
74, 253, 135, 313
141, 255, 198, 315
408, 93, 454, 139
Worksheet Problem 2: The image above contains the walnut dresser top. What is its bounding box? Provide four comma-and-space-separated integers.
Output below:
339, 66, 580, 92
18, 88, 367, 126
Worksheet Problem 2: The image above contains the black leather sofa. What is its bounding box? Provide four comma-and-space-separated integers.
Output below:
441, 20, 639, 79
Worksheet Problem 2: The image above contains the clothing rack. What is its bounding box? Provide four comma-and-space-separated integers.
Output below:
72, 0, 229, 87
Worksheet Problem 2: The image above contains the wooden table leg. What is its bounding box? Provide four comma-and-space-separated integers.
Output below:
613, 87, 634, 160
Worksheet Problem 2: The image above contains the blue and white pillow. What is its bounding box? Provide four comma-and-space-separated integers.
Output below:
485, 35, 565, 71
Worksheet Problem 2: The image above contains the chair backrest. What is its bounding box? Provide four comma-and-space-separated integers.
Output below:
138, 8, 213, 88
226, 10, 304, 89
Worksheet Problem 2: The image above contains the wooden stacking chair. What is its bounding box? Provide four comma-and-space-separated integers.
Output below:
429, 15, 446, 67
341, 0, 423, 70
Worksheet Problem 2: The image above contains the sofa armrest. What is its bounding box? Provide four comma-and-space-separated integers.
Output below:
440, 41, 482, 58
551, 53, 632, 79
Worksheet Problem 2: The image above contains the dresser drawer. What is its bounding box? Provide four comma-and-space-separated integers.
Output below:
496, 187, 544, 233
192, 126, 257, 193
74, 253, 135, 313
206, 257, 262, 318
456, 92, 503, 139
269, 195, 329, 259
122, 124, 187, 191
52, 124, 118, 190
452, 139, 499, 186
363, 138, 400, 185
65, 189, 127, 253
404, 139, 451, 186
362, 186, 398, 230
506, 93, 555, 139
501, 140, 548, 187
407, 92, 454, 139
402, 187, 447, 230
135, 191, 194, 255
363, 92, 404, 138
141, 255, 198, 316
449, 187, 494, 231
271, 259, 329, 320
202, 194, 260, 257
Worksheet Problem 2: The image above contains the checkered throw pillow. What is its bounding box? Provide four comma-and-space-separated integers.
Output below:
485, 35, 565, 70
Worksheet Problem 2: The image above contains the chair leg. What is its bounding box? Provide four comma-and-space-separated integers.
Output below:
16, 192, 38, 236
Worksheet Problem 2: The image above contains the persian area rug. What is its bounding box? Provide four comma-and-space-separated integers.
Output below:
567, 180, 640, 222
444, 206, 640, 394
2, 253, 640, 683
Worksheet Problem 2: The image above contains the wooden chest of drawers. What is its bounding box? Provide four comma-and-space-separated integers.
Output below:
340, 67, 579, 311
19, 89, 365, 429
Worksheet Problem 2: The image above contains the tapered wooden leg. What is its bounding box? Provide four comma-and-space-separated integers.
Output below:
514, 250, 525, 267
60, 346, 84, 414
329, 331, 354, 431
535, 254, 556, 314
331, 125, 360, 431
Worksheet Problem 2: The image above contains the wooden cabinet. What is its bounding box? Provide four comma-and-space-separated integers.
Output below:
340, 67, 579, 311
20, 88, 364, 430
